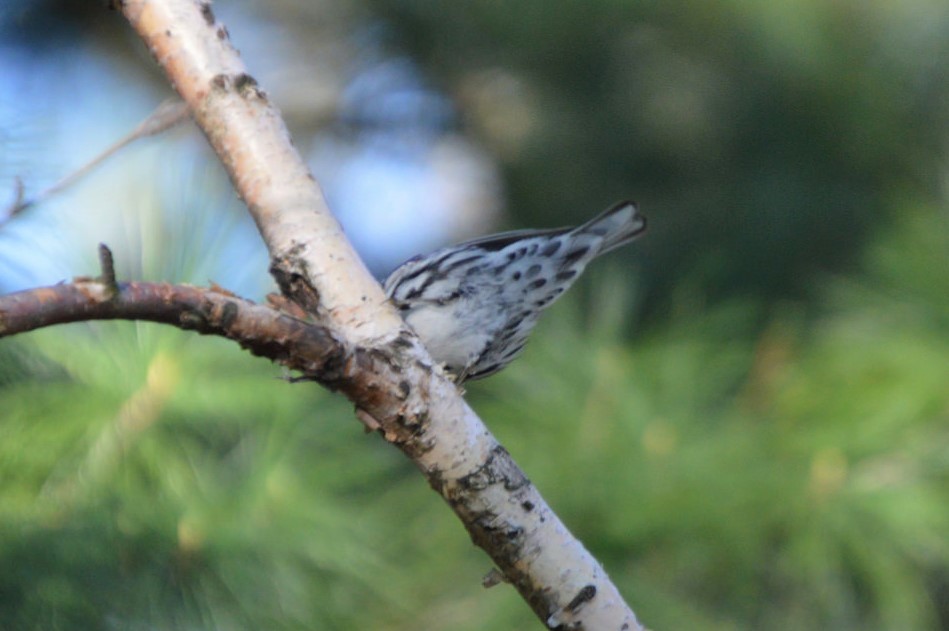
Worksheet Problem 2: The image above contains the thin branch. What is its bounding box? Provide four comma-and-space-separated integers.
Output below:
3, 99, 190, 221
0, 277, 345, 378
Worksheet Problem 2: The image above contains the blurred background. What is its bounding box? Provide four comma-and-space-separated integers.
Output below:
1, 1, 948, 629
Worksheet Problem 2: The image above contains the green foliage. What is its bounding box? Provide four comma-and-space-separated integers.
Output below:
1, 207, 946, 629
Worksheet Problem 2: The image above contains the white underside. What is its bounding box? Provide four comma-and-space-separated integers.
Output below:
404, 302, 493, 373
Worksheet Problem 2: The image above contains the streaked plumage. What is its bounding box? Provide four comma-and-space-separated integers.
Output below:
384, 201, 646, 381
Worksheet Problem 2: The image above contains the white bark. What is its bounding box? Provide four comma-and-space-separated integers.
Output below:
119, 2, 644, 628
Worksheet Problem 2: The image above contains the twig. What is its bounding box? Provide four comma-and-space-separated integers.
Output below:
98, 243, 119, 299
3, 99, 190, 220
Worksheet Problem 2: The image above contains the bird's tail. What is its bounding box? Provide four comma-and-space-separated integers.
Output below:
577, 201, 647, 255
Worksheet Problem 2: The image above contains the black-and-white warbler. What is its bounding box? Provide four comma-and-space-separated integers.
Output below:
384, 201, 646, 381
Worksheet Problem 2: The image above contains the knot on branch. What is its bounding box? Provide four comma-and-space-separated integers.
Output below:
269, 257, 323, 317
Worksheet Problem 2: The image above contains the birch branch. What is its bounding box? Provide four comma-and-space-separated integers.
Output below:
4, 1, 647, 628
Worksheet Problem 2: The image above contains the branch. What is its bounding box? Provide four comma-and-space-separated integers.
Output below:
66, 2, 646, 628
0, 257, 345, 381
2, 267, 643, 627
118, 0, 393, 341
3, 99, 190, 221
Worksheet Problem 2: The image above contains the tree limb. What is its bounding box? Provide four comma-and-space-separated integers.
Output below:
4, 1, 648, 628
0, 272, 345, 382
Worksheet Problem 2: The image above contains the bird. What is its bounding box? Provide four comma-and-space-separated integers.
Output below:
383, 200, 646, 382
